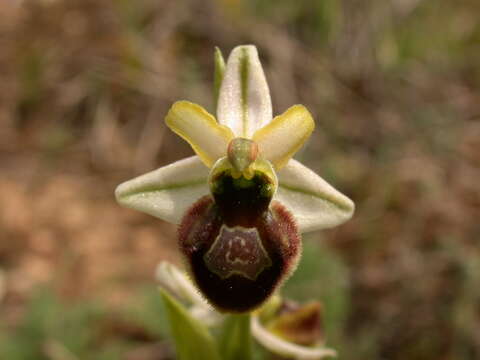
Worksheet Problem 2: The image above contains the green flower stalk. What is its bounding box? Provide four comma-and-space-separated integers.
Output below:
115, 45, 354, 312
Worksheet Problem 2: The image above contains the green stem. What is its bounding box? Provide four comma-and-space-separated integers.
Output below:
219, 313, 253, 360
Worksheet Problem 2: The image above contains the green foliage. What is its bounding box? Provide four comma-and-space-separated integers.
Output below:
160, 289, 260, 360
0, 287, 126, 360
126, 286, 169, 338
160, 289, 221, 360
0, 286, 199, 360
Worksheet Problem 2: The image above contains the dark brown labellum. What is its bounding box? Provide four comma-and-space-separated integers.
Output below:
179, 171, 300, 313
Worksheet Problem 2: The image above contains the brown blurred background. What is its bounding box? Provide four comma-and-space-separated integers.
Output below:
1, 0, 479, 359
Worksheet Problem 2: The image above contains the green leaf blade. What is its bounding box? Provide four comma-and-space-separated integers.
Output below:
160, 289, 221, 360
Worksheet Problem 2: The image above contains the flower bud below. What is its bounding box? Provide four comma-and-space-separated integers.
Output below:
266, 301, 324, 346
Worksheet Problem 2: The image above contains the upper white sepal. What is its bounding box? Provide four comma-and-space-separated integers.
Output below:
115, 156, 209, 224
275, 159, 354, 233
217, 45, 272, 138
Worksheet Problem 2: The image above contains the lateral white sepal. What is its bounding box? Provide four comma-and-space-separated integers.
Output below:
275, 159, 354, 233
115, 156, 209, 224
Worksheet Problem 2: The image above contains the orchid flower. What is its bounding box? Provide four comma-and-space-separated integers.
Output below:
115, 45, 354, 312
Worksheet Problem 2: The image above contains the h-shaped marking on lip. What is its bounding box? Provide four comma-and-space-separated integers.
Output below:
204, 224, 272, 280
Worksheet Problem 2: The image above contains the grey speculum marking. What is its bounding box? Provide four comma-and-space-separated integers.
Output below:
204, 225, 272, 280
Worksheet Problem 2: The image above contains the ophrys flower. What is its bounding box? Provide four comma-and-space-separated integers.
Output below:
115, 45, 354, 312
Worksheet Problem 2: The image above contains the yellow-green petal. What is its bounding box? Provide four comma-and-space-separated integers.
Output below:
166, 101, 235, 167
253, 105, 315, 170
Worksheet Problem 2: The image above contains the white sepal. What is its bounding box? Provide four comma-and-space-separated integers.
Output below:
115, 156, 209, 224
275, 159, 354, 233
251, 315, 337, 359
217, 45, 272, 138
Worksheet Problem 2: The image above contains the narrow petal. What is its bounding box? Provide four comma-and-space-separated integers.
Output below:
253, 105, 315, 170
217, 45, 272, 138
115, 156, 209, 224
275, 160, 354, 233
213, 47, 226, 109
166, 101, 235, 167
251, 316, 337, 359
